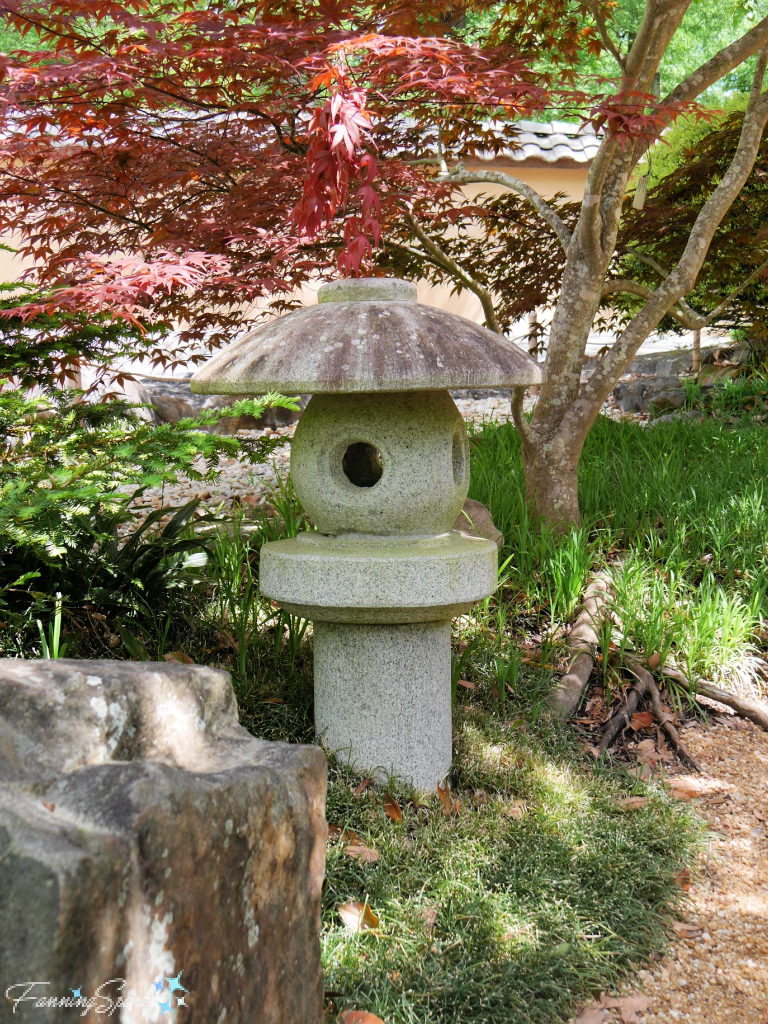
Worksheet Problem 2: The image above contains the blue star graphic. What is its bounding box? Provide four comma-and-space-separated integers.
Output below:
153, 981, 164, 994
70, 989, 82, 999
157, 998, 172, 1013
165, 972, 187, 994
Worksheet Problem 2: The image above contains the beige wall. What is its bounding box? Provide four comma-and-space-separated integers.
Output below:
464, 162, 589, 202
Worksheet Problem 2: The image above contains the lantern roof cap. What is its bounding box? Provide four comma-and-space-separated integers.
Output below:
190, 278, 541, 395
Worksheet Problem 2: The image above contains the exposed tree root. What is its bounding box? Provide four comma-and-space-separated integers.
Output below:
597, 672, 652, 755
551, 570, 613, 719
662, 664, 768, 733
627, 661, 703, 773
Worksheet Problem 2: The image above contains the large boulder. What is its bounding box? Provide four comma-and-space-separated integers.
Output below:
454, 498, 503, 549
611, 375, 683, 414
0, 660, 326, 1024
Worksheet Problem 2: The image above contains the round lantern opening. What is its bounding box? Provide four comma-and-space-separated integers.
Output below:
342, 442, 383, 488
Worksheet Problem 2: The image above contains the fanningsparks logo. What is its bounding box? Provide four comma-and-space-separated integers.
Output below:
5, 972, 189, 1017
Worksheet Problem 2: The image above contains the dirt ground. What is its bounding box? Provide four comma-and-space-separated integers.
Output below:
571, 714, 768, 1024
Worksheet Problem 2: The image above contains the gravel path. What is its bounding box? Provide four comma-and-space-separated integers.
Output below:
639, 717, 768, 1024
571, 716, 768, 1024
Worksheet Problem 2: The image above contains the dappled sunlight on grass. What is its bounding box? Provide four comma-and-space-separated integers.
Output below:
317, 695, 701, 1023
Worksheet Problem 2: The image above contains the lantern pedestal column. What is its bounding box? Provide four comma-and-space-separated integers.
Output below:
313, 619, 452, 790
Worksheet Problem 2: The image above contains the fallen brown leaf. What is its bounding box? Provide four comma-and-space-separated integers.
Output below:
344, 843, 380, 864
337, 901, 379, 933
456, 678, 475, 689
264, 697, 283, 704
419, 905, 438, 935
630, 711, 653, 731
618, 994, 650, 1023
669, 779, 701, 802
647, 652, 661, 671
353, 778, 372, 797
42, 802, 55, 812
572, 1006, 606, 1024
328, 825, 362, 845
617, 796, 648, 811
671, 921, 702, 938
635, 737, 659, 764
674, 868, 692, 892
436, 780, 452, 816
383, 792, 402, 823
339, 1011, 385, 1024
163, 651, 194, 665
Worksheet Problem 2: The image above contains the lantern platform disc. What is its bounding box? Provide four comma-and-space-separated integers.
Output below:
260, 530, 497, 625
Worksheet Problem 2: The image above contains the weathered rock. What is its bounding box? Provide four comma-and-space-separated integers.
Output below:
138, 377, 305, 432
611, 375, 682, 414
454, 498, 503, 549
650, 409, 707, 425
648, 388, 687, 415
0, 659, 326, 1024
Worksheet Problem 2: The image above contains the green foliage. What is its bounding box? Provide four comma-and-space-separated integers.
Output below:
0, 282, 174, 390
0, 386, 297, 654
616, 111, 768, 346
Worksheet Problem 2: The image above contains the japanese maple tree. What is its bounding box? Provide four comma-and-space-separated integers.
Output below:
3, 0, 768, 525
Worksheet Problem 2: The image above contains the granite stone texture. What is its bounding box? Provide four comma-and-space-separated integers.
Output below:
313, 621, 453, 789
290, 390, 469, 536
261, 530, 497, 624
190, 279, 541, 395
0, 659, 326, 1024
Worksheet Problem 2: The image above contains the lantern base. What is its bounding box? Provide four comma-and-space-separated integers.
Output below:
313, 619, 452, 791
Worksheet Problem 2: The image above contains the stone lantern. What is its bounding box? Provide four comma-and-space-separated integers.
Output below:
191, 278, 541, 789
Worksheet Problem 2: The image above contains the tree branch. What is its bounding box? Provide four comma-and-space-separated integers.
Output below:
567, 53, 768, 429
509, 384, 534, 456
440, 168, 572, 253
395, 209, 535, 451
601, 277, 702, 328
662, 14, 768, 109
586, 1, 625, 71
402, 210, 501, 333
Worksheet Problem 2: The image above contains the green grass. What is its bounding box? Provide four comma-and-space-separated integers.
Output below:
469, 415, 768, 698
318, 703, 697, 1024
224, 606, 700, 1024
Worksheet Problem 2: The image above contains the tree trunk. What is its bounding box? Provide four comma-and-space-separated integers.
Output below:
527, 310, 541, 396
522, 443, 581, 528
691, 328, 701, 374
